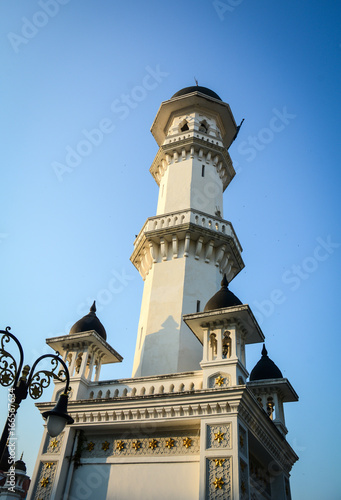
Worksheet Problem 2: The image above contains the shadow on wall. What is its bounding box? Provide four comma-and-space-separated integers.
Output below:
135, 315, 203, 377
137, 316, 180, 377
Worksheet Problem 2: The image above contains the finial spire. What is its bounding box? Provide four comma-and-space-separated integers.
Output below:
90, 301, 96, 313
261, 344, 268, 357
194, 76, 198, 86
221, 274, 229, 288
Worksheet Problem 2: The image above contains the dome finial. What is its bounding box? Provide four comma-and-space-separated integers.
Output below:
204, 275, 241, 312
69, 300, 107, 340
221, 274, 229, 288
250, 344, 283, 381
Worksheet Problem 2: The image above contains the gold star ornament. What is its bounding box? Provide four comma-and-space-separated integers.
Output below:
45, 462, 54, 469
50, 438, 58, 449
132, 440, 141, 450
165, 438, 175, 449
149, 439, 158, 449
87, 441, 95, 452
183, 437, 192, 448
213, 477, 224, 490
40, 477, 49, 488
214, 458, 225, 467
214, 431, 225, 443
102, 441, 110, 451
116, 440, 125, 451
215, 376, 224, 387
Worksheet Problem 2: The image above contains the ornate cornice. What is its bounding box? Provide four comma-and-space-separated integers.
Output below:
130, 210, 244, 281
149, 135, 235, 191
238, 391, 298, 473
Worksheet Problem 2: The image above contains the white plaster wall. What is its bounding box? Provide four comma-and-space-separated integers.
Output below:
68, 464, 110, 499
190, 158, 223, 217
156, 156, 223, 218
132, 246, 224, 377
106, 461, 199, 500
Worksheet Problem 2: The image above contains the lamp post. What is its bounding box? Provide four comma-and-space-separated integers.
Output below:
0, 326, 74, 464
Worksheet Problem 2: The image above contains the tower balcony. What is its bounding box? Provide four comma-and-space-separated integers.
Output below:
130, 208, 244, 281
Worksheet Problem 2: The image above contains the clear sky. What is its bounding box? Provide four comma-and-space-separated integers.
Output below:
1, 1, 340, 498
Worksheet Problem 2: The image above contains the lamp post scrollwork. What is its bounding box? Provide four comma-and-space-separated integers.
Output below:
0, 326, 74, 464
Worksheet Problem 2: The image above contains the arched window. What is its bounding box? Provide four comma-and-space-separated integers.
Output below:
180, 120, 189, 132
222, 331, 231, 358
199, 120, 208, 133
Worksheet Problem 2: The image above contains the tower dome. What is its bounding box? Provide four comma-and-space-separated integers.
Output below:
171, 85, 222, 101
15, 457, 27, 473
204, 275, 242, 312
69, 301, 107, 340
249, 345, 283, 381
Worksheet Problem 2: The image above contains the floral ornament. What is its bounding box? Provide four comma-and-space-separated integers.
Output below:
31, 385, 41, 398
40, 477, 49, 488
214, 459, 225, 467
116, 440, 125, 451
45, 462, 54, 469
213, 477, 224, 490
214, 431, 225, 443
149, 439, 158, 449
132, 440, 141, 450
183, 437, 192, 449
165, 438, 175, 449
87, 441, 95, 452
1, 373, 11, 385
102, 441, 110, 451
50, 438, 58, 449
215, 376, 224, 387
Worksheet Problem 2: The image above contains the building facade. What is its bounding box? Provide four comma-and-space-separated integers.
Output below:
27, 86, 298, 500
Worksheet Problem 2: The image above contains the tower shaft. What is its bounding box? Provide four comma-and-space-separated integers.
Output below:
131, 90, 243, 377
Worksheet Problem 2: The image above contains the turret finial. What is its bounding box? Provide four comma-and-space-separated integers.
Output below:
221, 274, 229, 288
261, 344, 268, 357
90, 301, 96, 314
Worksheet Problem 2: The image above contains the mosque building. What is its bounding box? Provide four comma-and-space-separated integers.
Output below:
27, 85, 298, 500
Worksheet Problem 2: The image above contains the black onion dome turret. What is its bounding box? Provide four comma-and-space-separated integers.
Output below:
15, 459, 27, 472
171, 86, 222, 101
69, 301, 107, 340
204, 275, 242, 312
249, 345, 283, 381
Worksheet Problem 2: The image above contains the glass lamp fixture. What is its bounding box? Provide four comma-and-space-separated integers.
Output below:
42, 393, 74, 437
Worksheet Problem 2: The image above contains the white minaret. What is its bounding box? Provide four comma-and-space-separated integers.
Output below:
131, 86, 244, 377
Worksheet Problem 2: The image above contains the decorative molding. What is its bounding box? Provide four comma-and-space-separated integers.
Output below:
82, 430, 200, 458
131, 210, 243, 281
43, 433, 64, 455
31, 461, 57, 500
149, 136, 235, 191
207, 424, 231, 449
207, 457, 231, 499
72, 399, 231, 425
239, 401, 297, 473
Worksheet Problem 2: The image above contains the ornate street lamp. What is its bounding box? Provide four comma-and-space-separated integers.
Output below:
0, 326, 74, 463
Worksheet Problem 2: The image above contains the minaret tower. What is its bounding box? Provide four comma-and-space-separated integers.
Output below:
131, 86, 244, 377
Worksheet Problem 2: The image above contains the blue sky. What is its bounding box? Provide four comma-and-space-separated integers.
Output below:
1, 1, 340, 497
